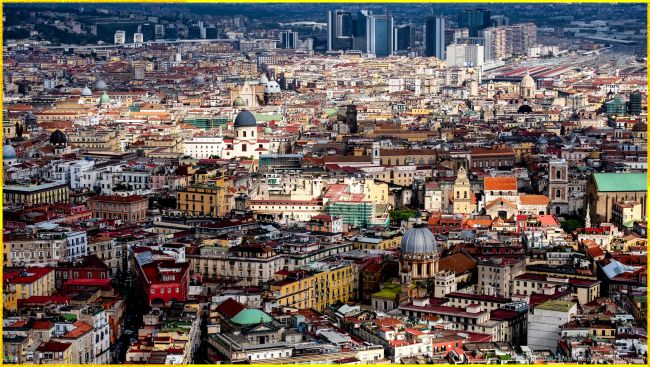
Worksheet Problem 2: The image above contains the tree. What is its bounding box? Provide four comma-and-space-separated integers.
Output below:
389, 209, 417, 223
561, 218, 583, 233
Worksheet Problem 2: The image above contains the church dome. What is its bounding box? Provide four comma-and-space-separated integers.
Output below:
3, 144, 17, 160
100, 91, 110, 104
50, 129, 67, 147
264, 126, 273, 134
230, 308, 272, 325
81, 86, 92, 96
95, 80, 107, 90
194, 75, 205, 85
401, 225, 437, 255
521, 72, 535, 89
233, 96, 246, 107
234, 110, 257, 128
264, 81, 281, 94
260, 73, 269, 84
517, 104, 533, 114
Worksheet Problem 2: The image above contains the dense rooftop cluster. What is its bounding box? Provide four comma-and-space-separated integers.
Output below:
2, 3, 647, 365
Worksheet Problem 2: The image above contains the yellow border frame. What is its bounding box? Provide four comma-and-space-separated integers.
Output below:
0, 1, 648, 367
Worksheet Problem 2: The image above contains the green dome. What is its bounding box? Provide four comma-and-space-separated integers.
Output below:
264, 127, 273, 134
100, 91, 110, 104
230, 309, 272, 325
233, 96, 246, 107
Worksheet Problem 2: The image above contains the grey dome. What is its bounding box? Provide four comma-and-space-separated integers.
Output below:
194, 75, 205, 84
3, 145, 17, 160
401, 226, 437, 254
517, 104, 533, 114
95, 80, 107, 90
81, 87, 92, 96
50, 129, 67, 146
265, 81, 281, 94
234, 110, 257, 128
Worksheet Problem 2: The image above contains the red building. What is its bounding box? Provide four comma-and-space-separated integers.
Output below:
133, 248, 190, 307
55, 255, 110, 289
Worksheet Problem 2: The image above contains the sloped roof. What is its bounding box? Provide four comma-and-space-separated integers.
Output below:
216, 298, 246, 319
484, 177, 517, 191
439, 253, 477, 275
593, 173, 646, 192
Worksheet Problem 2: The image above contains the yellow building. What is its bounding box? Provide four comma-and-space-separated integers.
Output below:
193, 167, 223, 184
67, 129, 121, 152
611, 200, 643, 230
313, 264, 354, 312
453, 167, 474, 215
3, 181, 69, 206
363, 180, 389, 205
269, 264, 354, 312
36, 341, 74, 364
513, 142, 534, 162
407, 108, 431, 116
354, 231, 402, 250
4, 267, 56, 312
589, 324, 616, 340
270, 273, 313, 310
176, 181, 228, 217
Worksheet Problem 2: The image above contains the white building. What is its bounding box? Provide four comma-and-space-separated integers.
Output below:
222, 111, 270, 160
446, 44, 484, 67
184, 136, 225, 159
64, 230, 88, 262
527, 300, 577, 351
133, 32, 144, 43
114, 30, 126, 44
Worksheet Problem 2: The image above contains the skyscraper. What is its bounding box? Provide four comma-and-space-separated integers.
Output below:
328, 10, 368, 52
425, 16, 445, 59
481, 26, 512, 61
366, 14, 393, 57
154, 24, 165, 40
394, 25, 415, 51
141, 23, 156, 42
279, 30, 299, 49
510, 23, 537, 55
445, 43, 484, 67
457, 8, 491, 37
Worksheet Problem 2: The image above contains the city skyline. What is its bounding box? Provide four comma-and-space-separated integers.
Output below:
1, 2, 648, 366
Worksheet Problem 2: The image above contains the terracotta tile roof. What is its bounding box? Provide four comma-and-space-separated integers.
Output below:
33, 320, 55, 330
62, 321, 93, 339
36, 341, 71, 353
87, 195, 147, 203
485, 198, 517, 210
519, 195, 550, 206
439, 253, 477, 275
484, 177, 517, 191
216, 298, 246, 319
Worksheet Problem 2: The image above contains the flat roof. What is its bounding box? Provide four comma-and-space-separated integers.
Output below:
536, 300, 576, 312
